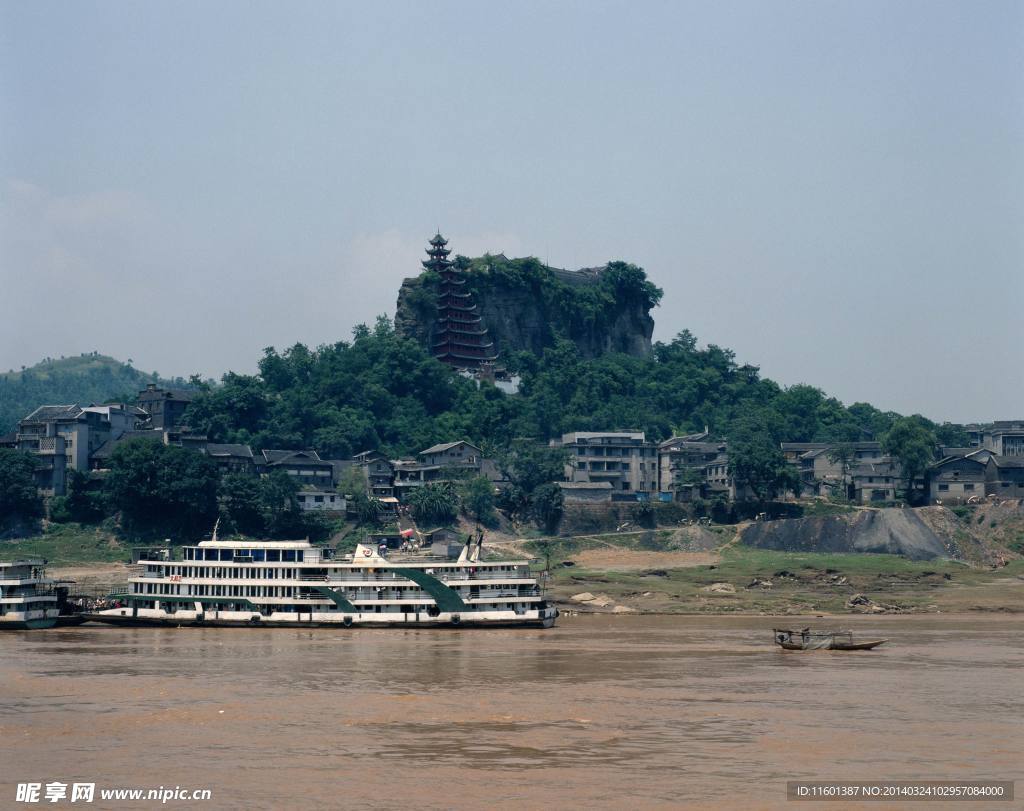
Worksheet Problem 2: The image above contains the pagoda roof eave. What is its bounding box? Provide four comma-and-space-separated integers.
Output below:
436, 352, 500, 362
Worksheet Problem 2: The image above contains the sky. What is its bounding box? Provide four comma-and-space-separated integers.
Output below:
1, 0, 1021, 423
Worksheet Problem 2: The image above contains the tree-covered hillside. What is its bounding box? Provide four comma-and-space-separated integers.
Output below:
0, 354, 190, 433
183, 316, 967, 459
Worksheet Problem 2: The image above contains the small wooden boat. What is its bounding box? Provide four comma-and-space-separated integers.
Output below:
773, 628, 886, 651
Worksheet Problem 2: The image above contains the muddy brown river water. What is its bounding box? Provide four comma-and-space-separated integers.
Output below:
1, 615, 1020, 810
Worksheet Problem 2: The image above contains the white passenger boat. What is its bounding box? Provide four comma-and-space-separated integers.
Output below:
0, 559, 60, 630
87, 536, 558, 628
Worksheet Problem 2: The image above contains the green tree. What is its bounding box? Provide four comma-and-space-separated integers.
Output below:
354, 493, 386, 526
727, 420, 800, 501
104, 440, 220, 539
408, 481, 459, 526
498, 443, 568, 518
220, 473, 265, 536
882, 417, 937, 504
460, 475, 497, 524
337, 466, 369, 497
826, 442, 856, 496
65, 469, 106, 522
258, 471, 305, 538
0, 449, 42, 522
530, 482, 564, 533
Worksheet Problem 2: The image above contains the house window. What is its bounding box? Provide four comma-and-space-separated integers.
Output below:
963, 484, 974, 491
938, 484, 949, 491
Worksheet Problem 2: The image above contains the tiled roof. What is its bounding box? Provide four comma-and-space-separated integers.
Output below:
91, 430, 164, 460
419, 440, 481, 455
22, 404, 83, 422
990, 456, 1024, 469
262, 449, 325, 464
205, 444, 254, 459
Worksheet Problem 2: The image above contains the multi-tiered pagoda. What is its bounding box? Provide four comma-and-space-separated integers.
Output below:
424, 233, 498, 370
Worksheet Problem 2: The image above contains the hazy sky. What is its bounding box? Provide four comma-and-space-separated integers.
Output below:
2, 1, 1021, 423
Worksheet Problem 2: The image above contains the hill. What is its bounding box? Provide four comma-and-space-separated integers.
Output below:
0, 353, 189, 433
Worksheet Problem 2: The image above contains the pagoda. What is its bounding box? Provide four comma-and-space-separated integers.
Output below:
424, 233, 498, 370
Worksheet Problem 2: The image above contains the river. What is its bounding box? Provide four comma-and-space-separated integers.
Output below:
1, 615, 1020, 810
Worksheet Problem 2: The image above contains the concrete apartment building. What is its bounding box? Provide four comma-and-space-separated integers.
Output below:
964, 421, 1024, 457
15, 404, 142, 495
555, 431, 659, 494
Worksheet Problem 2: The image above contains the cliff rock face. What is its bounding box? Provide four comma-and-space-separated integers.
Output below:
395, 257, 656, 361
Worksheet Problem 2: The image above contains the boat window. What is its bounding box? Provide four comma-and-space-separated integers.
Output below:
282, 550, 296, 562
220, 549, 233, 561
267, 550, 280, 562
204, 549, 218, 561
252, 549, 265, 562
296, 551, 304, 562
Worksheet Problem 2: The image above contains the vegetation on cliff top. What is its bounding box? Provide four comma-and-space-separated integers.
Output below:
400, 254, 662, 351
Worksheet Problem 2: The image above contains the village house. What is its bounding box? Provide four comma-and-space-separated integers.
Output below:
928, 452, 989, 504
849, 461, 900, 504
392, 441, 485, 500
555, 431, 659, 494
257, 449, 334, 488
295, 487, 345, 513
557, 480, 614, 503
786, 442, 889, 498
203, 443, 255, 475
136, 384, 192, 430
353, 450, 395, 499
985, 456, 1024, 497
90, 430, 165, 470
656, 434, 742, 502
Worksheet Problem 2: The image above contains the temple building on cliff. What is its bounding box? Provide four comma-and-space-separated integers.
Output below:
424, 233, 499, 371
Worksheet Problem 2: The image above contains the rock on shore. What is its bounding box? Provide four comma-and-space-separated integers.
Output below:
740, 508, 951, 560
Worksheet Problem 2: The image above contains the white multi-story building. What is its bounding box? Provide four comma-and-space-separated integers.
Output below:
554, 431, 659, 494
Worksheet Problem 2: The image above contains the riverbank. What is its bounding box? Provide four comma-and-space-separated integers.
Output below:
6, 522, 1024, 616
542, 543, 1024, 615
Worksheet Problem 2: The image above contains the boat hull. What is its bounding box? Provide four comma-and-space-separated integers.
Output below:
0, 617, 58, 630
84, 603, 558, 630
776, 639, 886, 651
83, 612, 557, 630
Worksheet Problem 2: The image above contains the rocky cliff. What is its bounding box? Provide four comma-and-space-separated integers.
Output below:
395, 253, 659, 361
